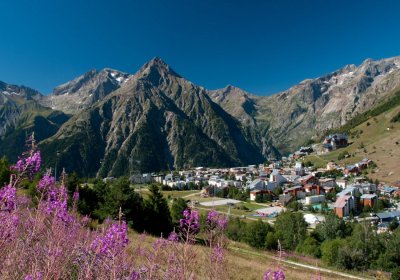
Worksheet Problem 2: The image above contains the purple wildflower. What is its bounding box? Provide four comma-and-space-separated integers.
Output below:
180, 208, 200, 236
72, 190, 79, 202
129, 271, 141, 280
11, 151, 41, 177
24, 272, 42, 280
90, 221, 129, 258
0, 184, 17, 212
210, 245, 224, 264
264, 268, 285, 280
206, 209, 228, 231
168, 231, 179, 242
153, 238, 168, 250
37, 174, 55, 192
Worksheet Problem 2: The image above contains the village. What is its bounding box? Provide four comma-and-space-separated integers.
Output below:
108, 133, 400, 232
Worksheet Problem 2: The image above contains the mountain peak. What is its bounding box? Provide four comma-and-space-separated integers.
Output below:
136, 57, 181, 82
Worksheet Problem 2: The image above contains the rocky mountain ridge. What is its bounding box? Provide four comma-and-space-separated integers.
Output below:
209, 56, 400, 153
1, 55, 400, 175
40, 58, 271, 177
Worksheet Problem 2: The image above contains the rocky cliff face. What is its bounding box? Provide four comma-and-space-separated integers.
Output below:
41, 58, 271, 177
39, 69, 131, 114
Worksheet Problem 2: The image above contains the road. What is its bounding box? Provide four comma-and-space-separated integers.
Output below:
182, 191, 202, 198
229, 246, 372, 280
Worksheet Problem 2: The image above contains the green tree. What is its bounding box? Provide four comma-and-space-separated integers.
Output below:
226, 217, 247, 242
171, 197, 188, 225
274, 211, 307, 250
376, 229, 400, 275
265, 232, 278, 250
286, 201, 302, 211
0, 156, 10, 187
244, 219, 272, 249
144, 184, 173, 236
321, 238, 346, 266
296, 236, 321, 258
315, 213, 352, 241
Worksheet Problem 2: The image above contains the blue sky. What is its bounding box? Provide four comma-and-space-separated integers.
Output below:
0, 0, 399, 95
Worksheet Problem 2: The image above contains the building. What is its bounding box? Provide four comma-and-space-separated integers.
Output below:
360, 194, 377, 208
336, 179, 348, 189
269, 169, 287, 185
284, 185, 305, 199
324, 134, 348, 150
305, 195, 325, 205
376, 211, 400, 223
294, 162, 305, 176
333, 195, 355, 218
250, 189, 272, 201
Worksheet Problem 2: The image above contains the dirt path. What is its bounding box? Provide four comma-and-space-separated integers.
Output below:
230, 246, 372, 280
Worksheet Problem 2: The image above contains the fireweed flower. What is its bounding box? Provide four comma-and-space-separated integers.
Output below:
37, 174, 55, 192
179, 208, 200, 236
24, 271, 42, 280
11, 151, 41, 177
263, 268, 285, 280
0, 213, 19, 242
0, 184, 16, 212
72, 191, 79, 202
168, 231, 179, 242
90, 221, 129, 258
211, 245, 224, 264
206, 209, 228, 231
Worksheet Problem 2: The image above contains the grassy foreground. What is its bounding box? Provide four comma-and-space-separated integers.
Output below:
128, 231, 372, 280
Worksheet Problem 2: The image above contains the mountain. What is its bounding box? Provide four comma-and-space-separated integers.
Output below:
39, 69, 132, 114
0, 81, 69, 161
1, 55, 400, 175
210, 57, 400, 154
208, 85, 259, 127
40, 58, 272, 177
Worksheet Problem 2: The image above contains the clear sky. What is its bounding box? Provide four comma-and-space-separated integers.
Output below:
1, 0, 400, 95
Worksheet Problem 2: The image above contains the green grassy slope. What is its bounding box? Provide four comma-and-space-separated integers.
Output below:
306, 104, 400, 184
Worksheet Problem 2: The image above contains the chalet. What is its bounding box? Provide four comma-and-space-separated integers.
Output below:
250, 189, 273, 201
319, 178, 336, 188
284, 185, 305, 199
324, 133, 348, 150
333, 195, 355, 218
344, 165, 359, 175
303, 184, 323, 196
299, 146, 313, 154
298, 174, 318, 185
326, 162, 338, 171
